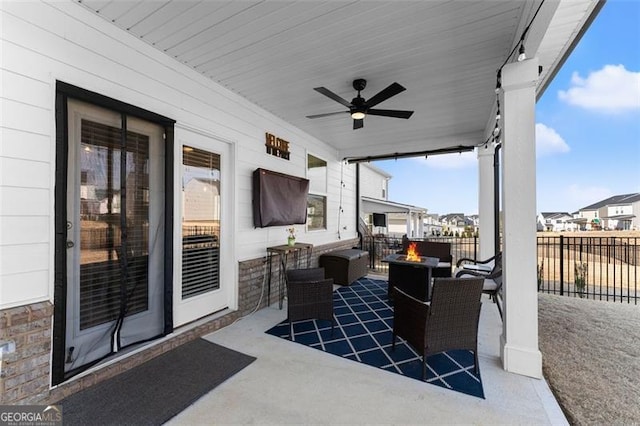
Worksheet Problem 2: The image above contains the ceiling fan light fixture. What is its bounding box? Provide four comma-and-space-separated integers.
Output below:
351, 111, 366, 120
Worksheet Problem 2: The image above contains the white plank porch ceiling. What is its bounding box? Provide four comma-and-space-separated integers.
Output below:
77, 0, 600, 160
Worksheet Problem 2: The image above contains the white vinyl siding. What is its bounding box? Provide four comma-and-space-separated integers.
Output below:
0, 1, 357, 309
359, 164, 390, 200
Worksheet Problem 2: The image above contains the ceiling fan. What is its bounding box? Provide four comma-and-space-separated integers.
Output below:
306, 79, 414, 130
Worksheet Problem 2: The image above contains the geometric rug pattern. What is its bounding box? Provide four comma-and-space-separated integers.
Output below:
266, 277, 484, 398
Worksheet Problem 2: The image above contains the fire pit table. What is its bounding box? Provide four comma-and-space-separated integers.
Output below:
382, 253, 440, 302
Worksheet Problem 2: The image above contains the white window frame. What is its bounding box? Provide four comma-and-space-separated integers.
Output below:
306, 152, 328, 231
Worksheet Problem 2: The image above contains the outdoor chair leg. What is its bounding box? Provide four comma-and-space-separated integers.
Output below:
494, 294, 503, 320
422, 359, 427, 381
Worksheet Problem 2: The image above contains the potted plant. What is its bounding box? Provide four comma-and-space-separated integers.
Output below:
574, 262, 588, 297
287, 227, 296, 247
537, 260, 544, 290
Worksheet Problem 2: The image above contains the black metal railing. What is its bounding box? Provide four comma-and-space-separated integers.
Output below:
360, 234, 639, 304
537, 235, 639, 303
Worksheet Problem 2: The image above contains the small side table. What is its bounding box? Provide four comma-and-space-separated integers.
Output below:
266, 242, 313, 309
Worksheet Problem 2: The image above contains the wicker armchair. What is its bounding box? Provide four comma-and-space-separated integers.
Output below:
392, 277, 484, 379
285, 268, 334, 337
455, 252, 503, 319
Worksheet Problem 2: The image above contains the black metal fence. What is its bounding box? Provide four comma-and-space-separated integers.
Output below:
537, 235, 639, 304
360, 235, 640, 304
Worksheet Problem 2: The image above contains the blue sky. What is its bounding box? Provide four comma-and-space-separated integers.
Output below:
376, 0, 640, 216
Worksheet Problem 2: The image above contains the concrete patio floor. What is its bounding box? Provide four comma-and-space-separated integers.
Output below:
167, 278, 567, 425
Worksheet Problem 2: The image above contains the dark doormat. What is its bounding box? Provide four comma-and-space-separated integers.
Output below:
58, 338, 256, 426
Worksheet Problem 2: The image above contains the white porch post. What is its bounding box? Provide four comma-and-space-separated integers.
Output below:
405, 213, 412, 237
500, 58, 542, 378
478, 145, 496, 259
418, 214, 424, 238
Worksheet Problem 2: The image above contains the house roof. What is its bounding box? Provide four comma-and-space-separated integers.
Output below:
76, 1, 602, 162
361, 196, 427, 214
580, 193, 640, 211
540, 212, 572, 219
440, 213, 466, 221
601, 214, 636, 220
361, 163, 392, 179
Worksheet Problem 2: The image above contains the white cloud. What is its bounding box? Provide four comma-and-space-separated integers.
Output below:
535, 123, 569, 157
558, 64, 640, 113
410, 151, 477, 169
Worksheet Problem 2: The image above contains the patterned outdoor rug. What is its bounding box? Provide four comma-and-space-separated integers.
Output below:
266, 277, 484, 398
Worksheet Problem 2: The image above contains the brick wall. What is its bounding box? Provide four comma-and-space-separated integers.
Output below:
0, 302, 54, 405
238, 238, 360, 313
2, 239, 360, 404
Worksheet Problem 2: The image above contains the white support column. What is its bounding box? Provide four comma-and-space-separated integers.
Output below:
478, 145, 496, 259
500, 58, 542, 379
418, 214, 424, 238
405, 213, 412, 237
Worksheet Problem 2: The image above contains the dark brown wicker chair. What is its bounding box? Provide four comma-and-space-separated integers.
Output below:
285, 268, 334, 337
392, 277, 484, 380
455, 252, 503, 319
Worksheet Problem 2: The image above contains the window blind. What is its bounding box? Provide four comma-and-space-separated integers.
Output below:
78, 120, 149, 329
182, 146, 221, 299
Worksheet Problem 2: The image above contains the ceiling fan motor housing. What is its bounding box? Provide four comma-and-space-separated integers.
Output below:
351, 96, 366, 113
353, 78, 367, 91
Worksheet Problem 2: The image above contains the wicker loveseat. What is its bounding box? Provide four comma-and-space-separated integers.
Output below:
399, 240, 452, 277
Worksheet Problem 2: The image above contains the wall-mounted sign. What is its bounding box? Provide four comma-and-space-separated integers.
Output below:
265, 132, 290, 160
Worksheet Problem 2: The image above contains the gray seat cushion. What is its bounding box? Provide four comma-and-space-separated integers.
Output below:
456, 273, 498, 291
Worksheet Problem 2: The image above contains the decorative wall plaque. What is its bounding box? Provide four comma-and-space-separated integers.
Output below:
265, 132, 290, 160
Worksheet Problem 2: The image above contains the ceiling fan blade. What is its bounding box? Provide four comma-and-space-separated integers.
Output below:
367, 109, 414, 119
353, 118, 364, 130
306, 111, 349, 119
365, 82, 406, 108
313, 87, 353, 108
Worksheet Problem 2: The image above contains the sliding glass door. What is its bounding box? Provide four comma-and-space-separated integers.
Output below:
64, 100, 165, 375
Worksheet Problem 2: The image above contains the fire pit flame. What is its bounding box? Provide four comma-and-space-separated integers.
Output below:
406, 242, 420, 262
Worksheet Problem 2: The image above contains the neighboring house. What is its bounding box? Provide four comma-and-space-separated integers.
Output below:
439, 213, 476, 236
359, 163, 427, 238
183, 178, 220, 222
537, 212, 577, 232
575, 193, 640, 231
601, 194, 640, 230
423, 213, 443, 237
572, 207, 600, 230
359, 163, 391, 201
361, 196, 427, 238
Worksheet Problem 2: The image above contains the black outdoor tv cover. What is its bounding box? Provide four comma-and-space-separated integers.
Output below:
252, 168, 309, 228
